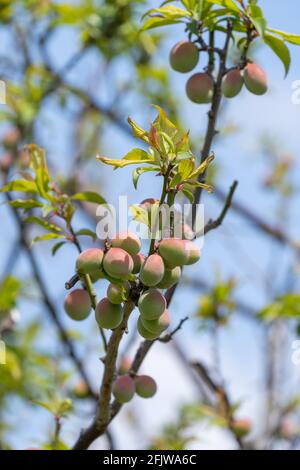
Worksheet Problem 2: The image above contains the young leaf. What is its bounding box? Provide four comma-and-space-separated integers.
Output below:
76, 228, 97, 241
32, 233, 66, 245
267, 28, 300, 46
9, 199, 43, 210
127, 117, 149, 143
71, 191, 107, 205
0, 179, 38, 194
98, 149, 155, 169
24, 216, 62, 233
132, 166, 160, 189
189, 154, 215, 179
248, 4, 267, 38
181, 187, 195, 203
52, 241, 67, 256
184, 180, 214, 192
206, 0, 240, 14
264, 34, 291, 76
141, 17, 182, 32
143, 5, 190, 20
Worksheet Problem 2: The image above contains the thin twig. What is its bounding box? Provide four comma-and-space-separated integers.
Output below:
204, 180, 238, 234
158, 316, 189, 343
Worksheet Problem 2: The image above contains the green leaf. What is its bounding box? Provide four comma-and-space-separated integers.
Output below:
0, 179, 38, 194
141, 16, 182, 32
267, 28, 300, 46
206, 0, 240, 14
153, 105, 177, 137
189, 154, 215, 179
181, 187, 195, 203
98, 149, 155, 169
24, 216, 62, 233
178, 159, 195, 180
248, 4, 267, 38
32, 233, 66, 245
76, 228, 97, 241
0, 276, 21, 312
184, 181, 214, 192
72, 191, 107, 205
26, 144, 51, 200
127, 117, 149, 143
52, 241, 67, 256
9, 199, 43, 210
264, 34, 291, 76
132, 166, 160, 189
259, 294, 300, 320
143, 5, 191, 20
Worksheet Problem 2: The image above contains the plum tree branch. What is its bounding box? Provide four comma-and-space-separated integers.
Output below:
191, 361, 243, 449
72, 301, 135, 450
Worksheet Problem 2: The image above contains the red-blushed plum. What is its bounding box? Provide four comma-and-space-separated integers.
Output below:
112, 375, 135, 403
140, 253, 165, 287
64, 289, 91, 321
95, 298, 123, 329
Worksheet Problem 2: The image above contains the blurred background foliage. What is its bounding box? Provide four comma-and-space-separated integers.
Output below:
1, 0, 300, 450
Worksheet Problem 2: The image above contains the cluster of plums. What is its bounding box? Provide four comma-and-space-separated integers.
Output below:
169, 40, 268, 103
64, 231, 200, 341
112, 374, 157, 404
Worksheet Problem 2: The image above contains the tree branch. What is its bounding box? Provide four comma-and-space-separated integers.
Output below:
204, 180, 238, 235
72, 301, 135, 450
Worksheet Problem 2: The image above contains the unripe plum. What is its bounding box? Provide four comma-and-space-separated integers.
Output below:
169, 40, 199, 73
107, 282, 130, 304
158, 238, 188, 268
132, 253, 145, 274
119, 356, 132, 375
186, 73, 214, 104
140, 309, 170, 336
64, 289, 91, 321
73, 380, 89, 399
111, 231, 141, 256
183, 240, 200, 265
138, 289, 166, 320
157, 266, 181, 289
76, 248, 104, 275
243, 63, 268, 95
135, 375, 157, 398
103, 247, 134, 280
140, 253, 165, 287
137, 316, 160, 340
232, 418, 251, 438
112, 375, 135, 403
95, 297, 123, 329
222, 69, 243, 98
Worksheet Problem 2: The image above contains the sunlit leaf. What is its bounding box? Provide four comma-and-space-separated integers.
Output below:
24, 216, 62, 233
132, 166, 160, 189
76, 228, 97, 240
32, 233, 66, 245
264, 34, 291, 76
98, 149, 155, 169
71, 191, 107, 205
9, 199, 43, 210
0, 180, 38, 194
